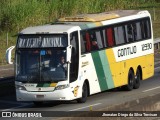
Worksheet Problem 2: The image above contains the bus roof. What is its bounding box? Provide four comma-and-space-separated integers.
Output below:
20, 10, 150, 34
20, 24, 77, 34
58, 13, 119, 22
58, 10, 149, 22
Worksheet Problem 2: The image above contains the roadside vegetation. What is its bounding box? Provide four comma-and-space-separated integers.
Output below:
0, 0, 160, 64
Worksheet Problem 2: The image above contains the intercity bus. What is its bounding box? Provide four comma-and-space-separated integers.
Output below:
6, 10, 154, 105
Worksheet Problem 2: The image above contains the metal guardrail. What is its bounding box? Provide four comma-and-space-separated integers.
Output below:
154, 38, 160, 50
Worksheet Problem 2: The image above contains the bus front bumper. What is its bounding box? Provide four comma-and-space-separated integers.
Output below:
16, 89, 73, 101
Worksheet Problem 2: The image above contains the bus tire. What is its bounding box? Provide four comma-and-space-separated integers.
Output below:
134, 69, 141, 89
77, 82, 88, 103
33, 101, 43, 106
125, 69, 135, 91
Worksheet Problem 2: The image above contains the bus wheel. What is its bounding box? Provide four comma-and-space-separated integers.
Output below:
33, 101, 43, 106
77, 82, 88, 103
134, 69, 141, 89
125, 70, 135, 91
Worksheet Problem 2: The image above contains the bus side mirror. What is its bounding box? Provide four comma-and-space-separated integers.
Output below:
6, 46, 15, 64
66, 45, 72, 63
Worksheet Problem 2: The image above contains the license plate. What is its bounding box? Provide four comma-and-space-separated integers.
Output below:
36, 95, 44, 98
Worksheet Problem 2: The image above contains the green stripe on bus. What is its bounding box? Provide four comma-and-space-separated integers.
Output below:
79, 24, 89, 29
99, 50, 114, 89
79, 22, 102, 30
91, 52, 108, 91
37, 83, 50, 87
43, 83, 50, 87
37, 83, 43, 87
87, 23, 96, 28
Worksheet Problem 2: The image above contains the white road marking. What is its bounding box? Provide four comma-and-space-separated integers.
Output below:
0, 68, 14, 71
142, 86, 160, 92
69, 103, 102, 111
154, 66, 160, 70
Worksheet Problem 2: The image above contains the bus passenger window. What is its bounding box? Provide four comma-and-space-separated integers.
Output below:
134, 22, 142, 41
95, 31, 104, 49
145, 20, 151, 38
70, 31, 79, 83
125, 24, 134, 42
90, 31, 99, 51
80, 34, 86, 53
114, 26, 125, 45
102, 29, 108, 47
85, 32, 91, 52
106, 28, 115, 47
91, 40, 99, 50
141, 20, 151, 39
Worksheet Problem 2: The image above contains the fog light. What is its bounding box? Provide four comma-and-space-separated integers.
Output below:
60, 97, 65, 100
16, 85, 26, 91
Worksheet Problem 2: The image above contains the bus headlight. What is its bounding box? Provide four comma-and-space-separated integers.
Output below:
55, 84, 69, 90
16, 85, 26, 91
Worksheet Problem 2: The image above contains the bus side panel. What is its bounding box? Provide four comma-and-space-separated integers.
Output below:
110, 39, 154, 86
80, 53, 101, 95
124, 55, 146, 80
124, 53, 154, 81
145, 53, 154, 79
80, 46, 154, 95
106, 49, 154, 88
106, 48, 126, 87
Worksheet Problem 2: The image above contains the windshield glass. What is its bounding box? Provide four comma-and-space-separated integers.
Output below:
16, 48, 68, 83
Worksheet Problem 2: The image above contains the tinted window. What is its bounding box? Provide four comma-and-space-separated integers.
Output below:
95, 30, 103, 49
102, 29, 108, 47
134, 22, 142, 41
80, 34, 86, 53
80, 17, 151, 54
80, 31, 91, 53
85, 32, 91, 52
90, 31, 99, 51
125, 24, 134, 43
114, 26, 125, 45
141, 20, 151, 39
70, 31, 79, 82
106, 28, 115, 47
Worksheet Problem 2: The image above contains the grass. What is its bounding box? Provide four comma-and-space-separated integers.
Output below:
0, 0, 160, 65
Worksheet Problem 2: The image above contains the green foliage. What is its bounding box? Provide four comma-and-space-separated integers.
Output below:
0, 0, 160, 64
0, 0, 158, 32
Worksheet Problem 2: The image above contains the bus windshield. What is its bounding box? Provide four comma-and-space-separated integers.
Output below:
16, 48, 68, 83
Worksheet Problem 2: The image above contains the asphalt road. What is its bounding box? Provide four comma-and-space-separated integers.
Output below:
0, 64, 14, 79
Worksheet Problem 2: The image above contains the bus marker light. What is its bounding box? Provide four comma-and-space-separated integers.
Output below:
50, 83, 57, 87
